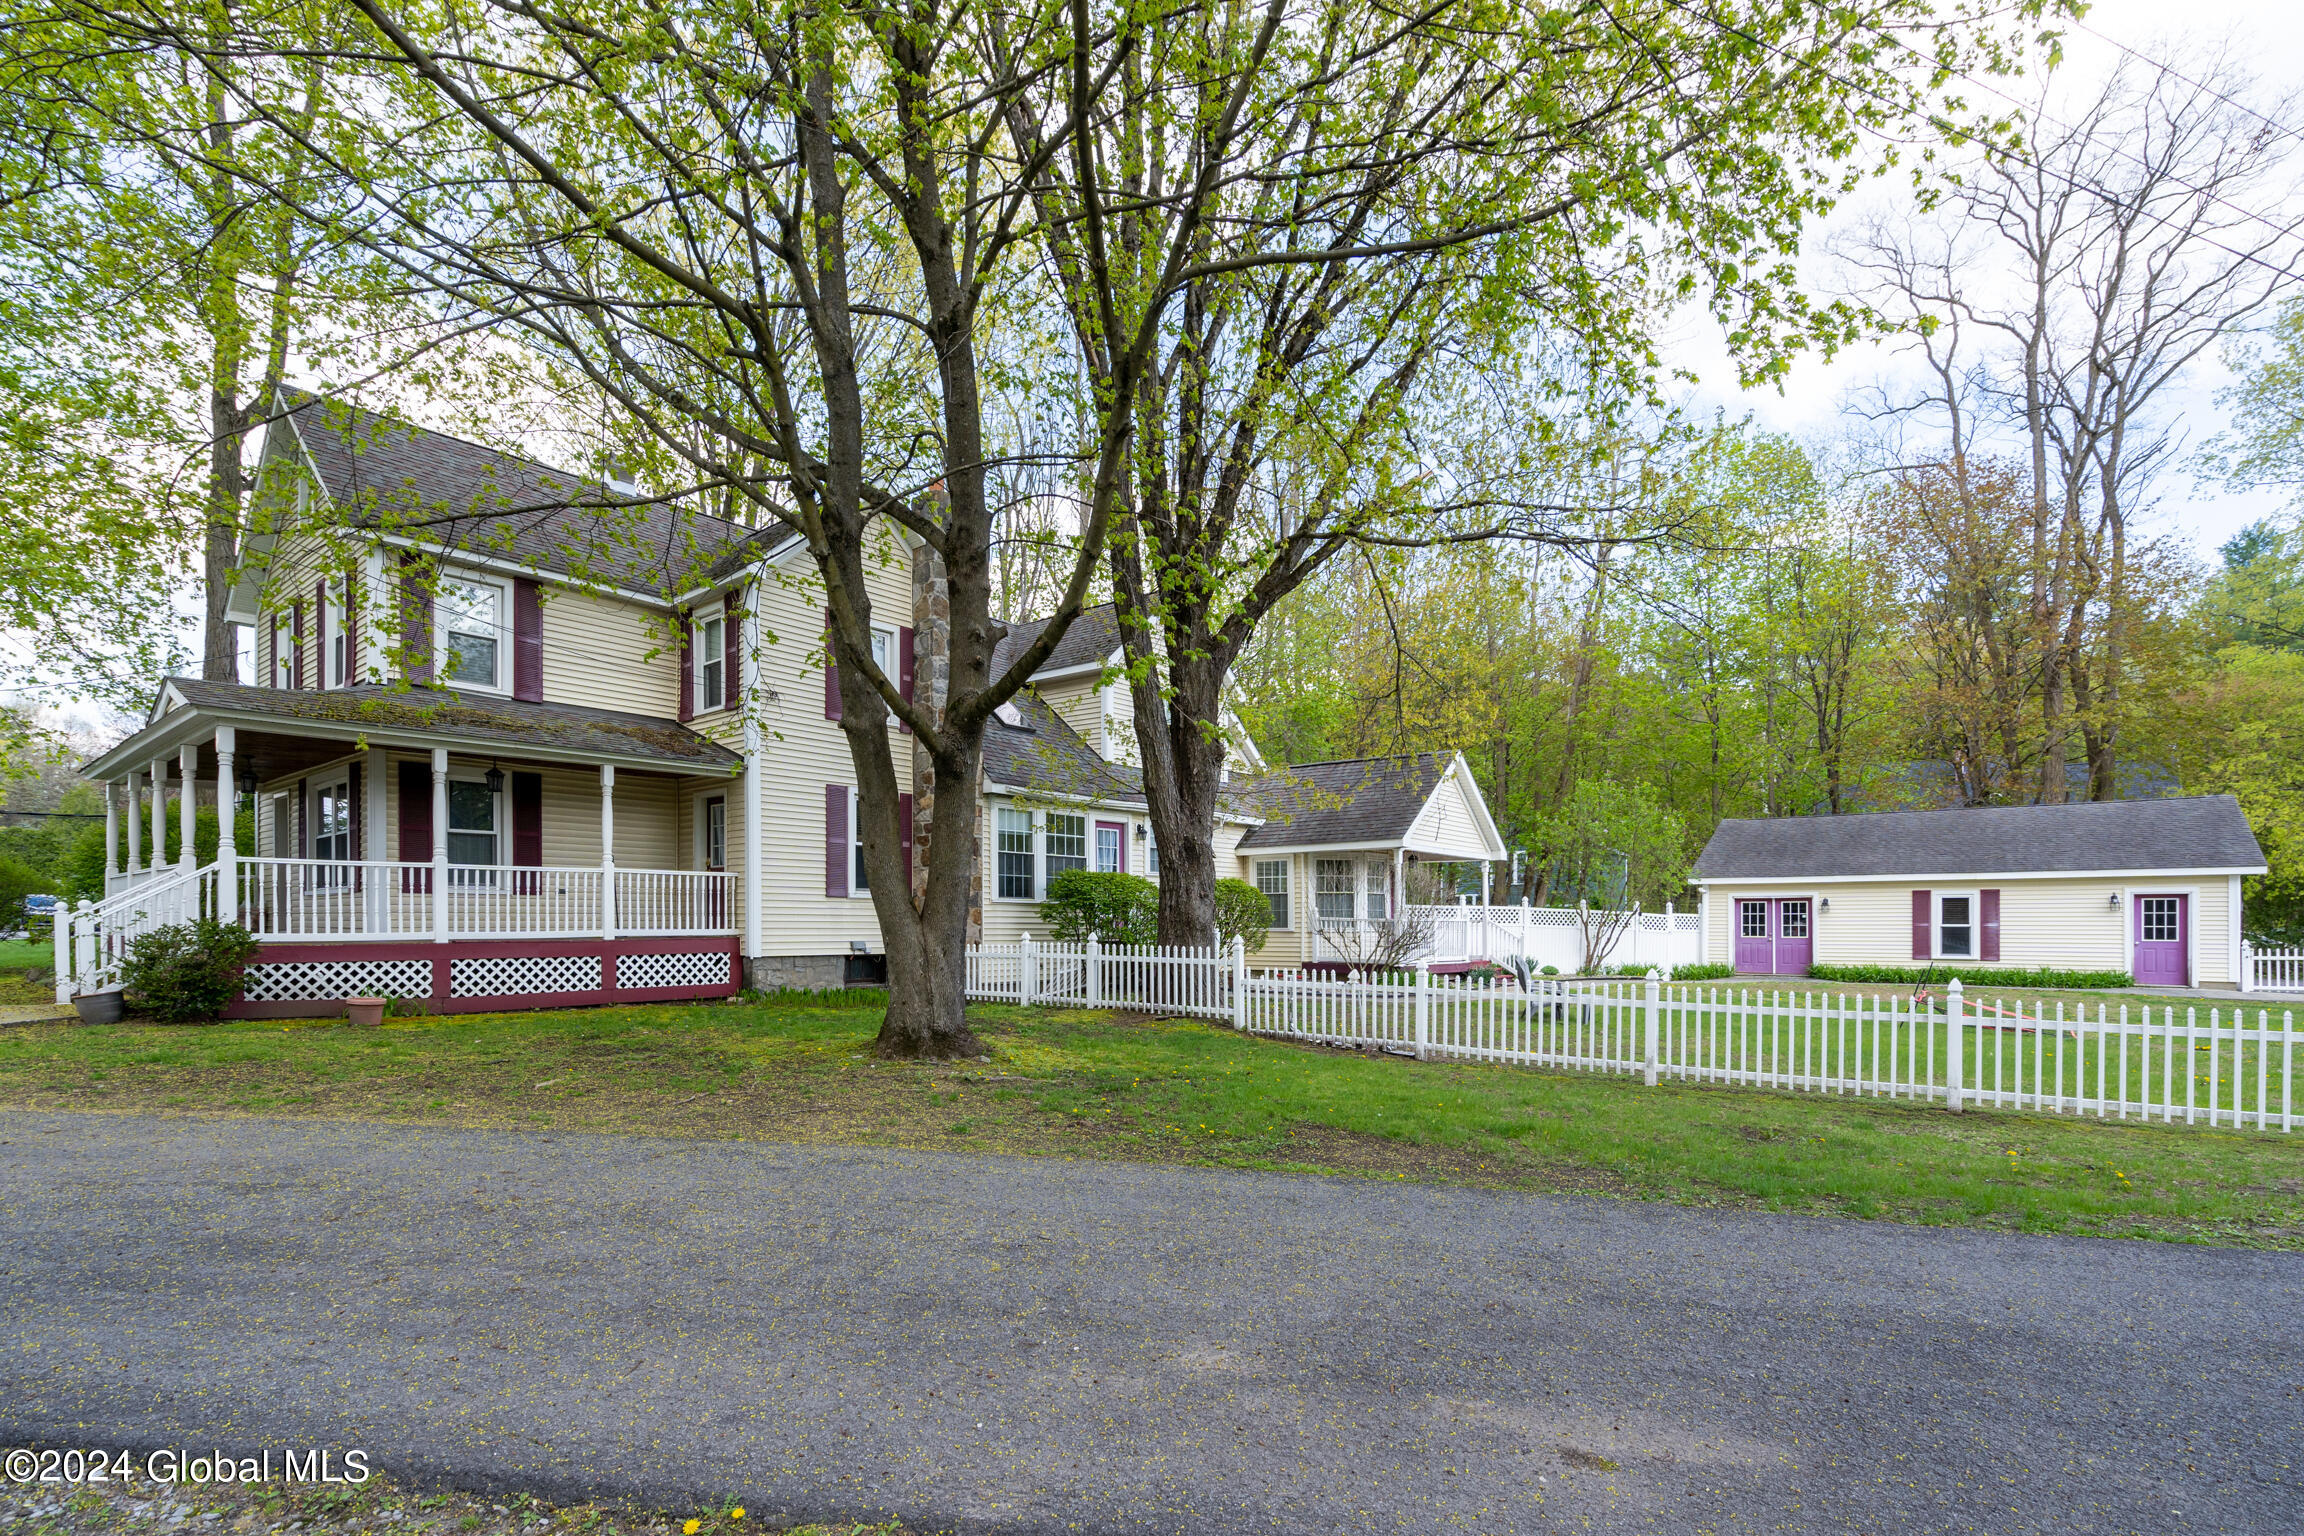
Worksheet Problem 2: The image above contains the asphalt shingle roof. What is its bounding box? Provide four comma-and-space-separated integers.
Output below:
981, 691, 1147, 807
157, 678, 742, 772
1235, 754, 1451, 851
276, 388, 774, 599
1691, 795, 2266, 880
991, 604, 1126, 680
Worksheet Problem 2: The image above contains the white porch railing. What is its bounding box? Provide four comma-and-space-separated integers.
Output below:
58, 858, 738, 1000
1312, 902, 1705, 974
962, 945, 2299, 1131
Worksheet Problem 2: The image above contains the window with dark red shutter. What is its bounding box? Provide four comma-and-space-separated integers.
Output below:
825, 784, 849, 897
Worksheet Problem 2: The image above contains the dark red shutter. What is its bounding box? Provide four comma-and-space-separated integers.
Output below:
343, 572, 359, 683
513, 579, 544, 701
1911, 890, 1931, 960
898, 624, 915, 734
676, 612, 694, 722
261, 620, 275, 689
898, 792, 914, 892
292, 602, 305, 689
313, 578, 327, 685
723, 591, 742, 711
511, 771, 543, 893
825, 784, 849, 898
823, 608, 841, 721
1980, 888, 2000, 962
400, 555, 433, 683
398, 759, 431, 862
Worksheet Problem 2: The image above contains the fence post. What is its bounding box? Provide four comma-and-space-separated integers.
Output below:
1087, 935, 1102, 1008
1020, 934, 1037, 1007
73, 900, 96, 997
1643, 969, 1661, 1086
1414, 964, 1430, 1060
1232, 935, 1248, 1030
2240, 940, 2255, 994
52, 902, 72, 1003
1946, 977, 1965, 1113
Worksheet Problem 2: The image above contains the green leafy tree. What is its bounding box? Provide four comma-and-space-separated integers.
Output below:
1527, 780, 1687, 973
1213, 879, 1271, 956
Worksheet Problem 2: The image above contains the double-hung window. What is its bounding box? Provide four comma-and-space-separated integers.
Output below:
438, 576, 505, 690
1044, 813, 1087, 880
312, 779, 353, 882
1936, 892, 1974, 959
1255, 860, 1289, 928
997, 808, 1035, 899
699, 613, 726, 711
1315, 858, 1356, 922
851, 794, 871, 894
1364, 859, 1390, 921
272, 615, 293, 689
446, 778, 498, 884
325, 574, 352, 686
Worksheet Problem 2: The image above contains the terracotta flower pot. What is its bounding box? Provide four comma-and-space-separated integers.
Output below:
74, 988, 125, 1026
345, 996, 387, 1027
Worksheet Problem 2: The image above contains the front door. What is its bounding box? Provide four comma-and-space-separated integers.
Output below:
1775, 898, 1812, 973
1734, 899, 1774, 973
1095, 821, 1126, 874
2134, 895, 2188, 987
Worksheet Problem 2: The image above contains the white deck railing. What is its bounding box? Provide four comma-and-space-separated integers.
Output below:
1311, 902, 1705, 974
961, 945, 2297, 1131
2242, 942, 2304, 994
58, 857, 738, 1001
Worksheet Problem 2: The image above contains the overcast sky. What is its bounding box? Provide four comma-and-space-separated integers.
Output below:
1665, 0, 2304, 562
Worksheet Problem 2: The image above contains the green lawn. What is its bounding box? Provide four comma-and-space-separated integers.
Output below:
0, 989, 2297, 1246
0, 937, 52, 969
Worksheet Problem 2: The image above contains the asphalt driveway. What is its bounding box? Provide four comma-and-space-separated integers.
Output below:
1, 1110, 2296, 1534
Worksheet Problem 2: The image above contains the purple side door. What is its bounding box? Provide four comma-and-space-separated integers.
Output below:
2133, 895, 2187, 987
1734, 899, 1774, 973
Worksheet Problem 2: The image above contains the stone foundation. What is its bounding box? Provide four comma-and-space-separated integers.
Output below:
744, 954, 848, 993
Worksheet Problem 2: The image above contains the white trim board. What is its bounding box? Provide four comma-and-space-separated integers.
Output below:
1694, 866, 2265, 886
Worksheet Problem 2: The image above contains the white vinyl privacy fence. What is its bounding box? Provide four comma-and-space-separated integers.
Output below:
964, 941, 2297, 1130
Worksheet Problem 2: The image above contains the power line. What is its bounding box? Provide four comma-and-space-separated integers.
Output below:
2069, 19, 2304, 152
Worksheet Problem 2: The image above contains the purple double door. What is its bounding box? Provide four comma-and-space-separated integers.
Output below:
1733, 897, 1812, 975
2132, 894, 2188, 987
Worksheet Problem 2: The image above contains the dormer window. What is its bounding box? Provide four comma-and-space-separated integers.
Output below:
438, 575, 506, 691
324, 574, 352, 686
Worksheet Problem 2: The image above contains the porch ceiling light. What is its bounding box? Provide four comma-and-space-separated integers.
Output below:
484, 762, 506, 796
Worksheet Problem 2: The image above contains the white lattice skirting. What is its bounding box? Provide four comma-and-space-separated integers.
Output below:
617, 951, 730, 990
242, 958, 435, 1003
450, 954, 603, 999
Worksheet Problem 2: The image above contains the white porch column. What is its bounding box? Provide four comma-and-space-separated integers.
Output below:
103, 783, 119, 891
148, 756, 166, 872
364, 747, 388, 934
214, 727, 237, 922
431, 748, 449, 942
124, 770, 141, 880
177, 743, 198, 873
742, 722, 763, 967
599, 764, 618, 941
1481, 859, 1491, 907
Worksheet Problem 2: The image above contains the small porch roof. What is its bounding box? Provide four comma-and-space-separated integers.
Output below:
84, 679, 744, 786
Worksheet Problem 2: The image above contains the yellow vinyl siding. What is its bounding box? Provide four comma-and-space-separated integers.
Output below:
1406, 768, 1489, 858
538, 587, 679, 715
1038, 679, 1108, 759
740, 531, 913, 954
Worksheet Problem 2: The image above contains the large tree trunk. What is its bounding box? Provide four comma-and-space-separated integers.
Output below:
1139, 651, 1228, 949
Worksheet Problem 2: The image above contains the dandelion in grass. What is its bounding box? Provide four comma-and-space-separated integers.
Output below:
729, 1510, 744, 1522
684, 1522, 701, 1534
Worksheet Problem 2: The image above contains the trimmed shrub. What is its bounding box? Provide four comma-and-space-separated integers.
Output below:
120, 918, 262, 1022
1038, 869, 1159, 946
1214, 878, 1271, 954
1804, 962, 2133, 989
1669, 962, 1734, 982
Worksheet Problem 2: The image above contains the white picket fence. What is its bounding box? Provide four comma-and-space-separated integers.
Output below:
963, 942, 2297, 1129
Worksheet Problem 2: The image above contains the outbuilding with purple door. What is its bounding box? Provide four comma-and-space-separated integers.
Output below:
1689, 796, 2267, 989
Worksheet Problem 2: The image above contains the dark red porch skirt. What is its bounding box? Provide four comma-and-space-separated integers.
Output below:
226, 935, 742, 1018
